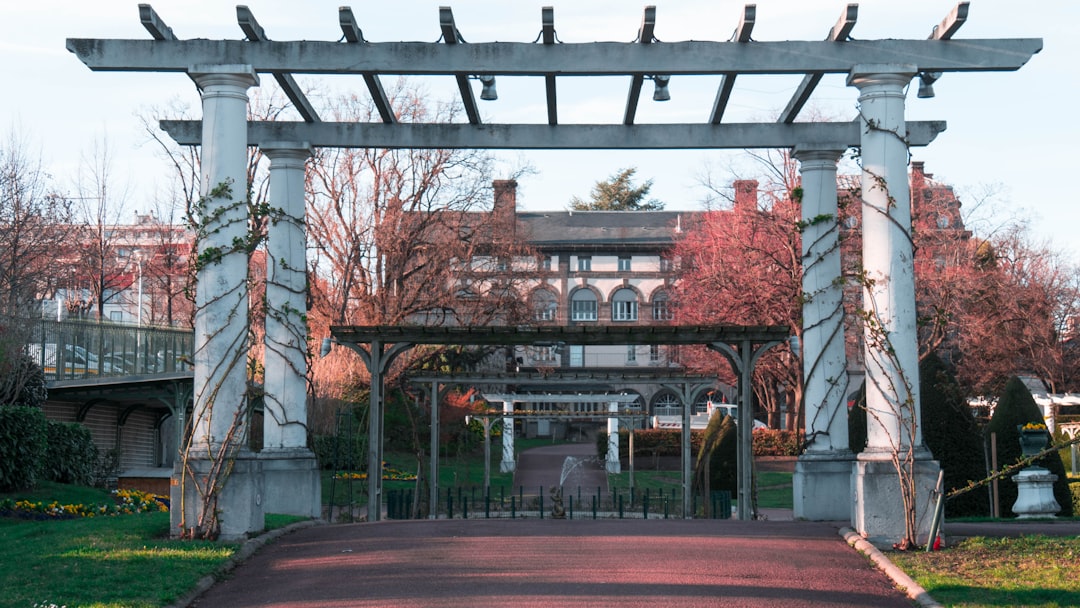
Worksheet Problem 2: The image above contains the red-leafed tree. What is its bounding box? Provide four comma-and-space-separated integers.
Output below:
673, 163, 803, 430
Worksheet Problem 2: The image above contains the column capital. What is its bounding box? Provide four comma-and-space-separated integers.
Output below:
846, 64, 917, 90
189, 64, 259, 90
792, 145, 845, 165
260, 142, 312, 166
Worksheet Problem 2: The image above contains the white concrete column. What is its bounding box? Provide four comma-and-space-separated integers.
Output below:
256, 142, 320, 519
792, 145, 853, 521
189, 65, 258, 451
847, 65, 925, 455
260, 142, 312, 450
176, 65, 262, 541
848, 65, 939, 546
606, 401, 621, 474
500, 400, 515, 473
794, 146, 849, 453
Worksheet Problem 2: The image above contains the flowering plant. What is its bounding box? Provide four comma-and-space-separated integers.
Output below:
0, 489, 168, 520
1021, 422, 1048, 432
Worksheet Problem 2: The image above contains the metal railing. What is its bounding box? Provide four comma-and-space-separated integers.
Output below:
26, 319, 194, 382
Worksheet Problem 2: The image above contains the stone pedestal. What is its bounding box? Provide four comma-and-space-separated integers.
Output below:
171, 451, 264, 541
258, 448, 322, 518
1012, 467, 1061, 518
793, 451, 853, 520
851, 454, 940, 547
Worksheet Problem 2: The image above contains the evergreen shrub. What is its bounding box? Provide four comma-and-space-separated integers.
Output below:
43, 421, 98, 485
0, 406, 48, 492
986, 376, 1073, 517
919, 354, 990, 517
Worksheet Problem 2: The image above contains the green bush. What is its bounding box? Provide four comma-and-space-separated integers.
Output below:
312, 433, 366, 471
848, 383, 867, 454
752, 429, 800, 456
44, 421, 98, 485
920, 354, 990, 517
0, 405, 48, 492
1072, 480, 1080, 516
694, 414, 737, 495
986, 376, 1073, 517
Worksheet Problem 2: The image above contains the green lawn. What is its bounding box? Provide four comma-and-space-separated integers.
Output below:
890, 534, 1080, 607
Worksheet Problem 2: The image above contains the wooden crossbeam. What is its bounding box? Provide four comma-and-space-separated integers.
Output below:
778, 4, 858, 124
710, 4, 756, 125
441, 6, 482, 125
542, 6, 557, 125
623, 5, 655, 126
160, 119, 946, 150
236, 6, 320, 123
339, 6, 396, 124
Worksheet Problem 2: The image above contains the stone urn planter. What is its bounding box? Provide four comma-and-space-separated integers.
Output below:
1017, 424, 1050, 458
1012, 423, 1060, 518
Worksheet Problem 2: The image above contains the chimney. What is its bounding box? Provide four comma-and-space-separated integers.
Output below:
493, 179, 517, 215
733, 179, 759, 210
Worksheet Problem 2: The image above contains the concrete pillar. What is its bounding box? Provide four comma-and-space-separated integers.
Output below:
174, 65, 263, 540
606, 401, 621, 474
500, 400, 515, 473
848, 65, 939, 545
258, 142, 320, 518
792, 146, 853, 521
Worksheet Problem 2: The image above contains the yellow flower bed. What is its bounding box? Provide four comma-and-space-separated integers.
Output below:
0, 489, 168, 520
1021, 422, 1048, 431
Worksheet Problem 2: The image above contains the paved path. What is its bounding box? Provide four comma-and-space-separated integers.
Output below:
188, 444, 919, 607
190, 518, 913, 608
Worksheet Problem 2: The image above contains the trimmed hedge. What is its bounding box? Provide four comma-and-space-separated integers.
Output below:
597, 427, 801, 460
0, 406, 48, 492
43, 421, 98, 485
920, 354, 990, 517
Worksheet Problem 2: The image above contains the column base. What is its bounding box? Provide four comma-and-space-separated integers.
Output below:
793, 450, 854, 520
1012, 467, 1061, 518
851, 452, 940, 547
606, 455, 621, 474
500, 459, 516, 473
171, 450, 265, 541
258, 448, 322, 518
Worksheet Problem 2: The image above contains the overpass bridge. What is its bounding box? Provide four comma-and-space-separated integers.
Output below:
27, 320, 195, 491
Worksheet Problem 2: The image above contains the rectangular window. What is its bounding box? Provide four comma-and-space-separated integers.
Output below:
618, 256, 632, 271
652, 299, 672, 321
660, 256, 674, 272
569, 345, 584, 367
577, 256, 591, 272
626, 345, 637, 363
542, 256, 553, 271
649, 344, 661, 362
109, 311, 123, 322
612, 300, 638, 321
571, 300, 597, 321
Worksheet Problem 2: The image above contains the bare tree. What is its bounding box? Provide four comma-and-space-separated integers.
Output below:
0, 128, 72, 320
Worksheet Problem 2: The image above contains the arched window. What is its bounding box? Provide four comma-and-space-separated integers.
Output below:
531, 289, 558, 322
612, 288, 638, 321
570, 289, 597, 321
652, 392, 681, 416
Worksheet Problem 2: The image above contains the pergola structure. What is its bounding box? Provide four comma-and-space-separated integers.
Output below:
331, 324, 790, 521
67, 3, 1041, 543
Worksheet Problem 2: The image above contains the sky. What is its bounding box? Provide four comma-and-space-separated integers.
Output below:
2, 0, 1077, 256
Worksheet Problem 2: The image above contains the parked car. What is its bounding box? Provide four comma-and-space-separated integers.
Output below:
27, 343, 114, 377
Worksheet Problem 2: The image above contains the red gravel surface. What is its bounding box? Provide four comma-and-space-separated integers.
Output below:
191, 518, 914, 608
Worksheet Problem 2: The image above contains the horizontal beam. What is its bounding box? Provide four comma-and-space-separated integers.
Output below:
331, 324, 791, 347
159, 119, 946, 150
67, 38, 1042, 75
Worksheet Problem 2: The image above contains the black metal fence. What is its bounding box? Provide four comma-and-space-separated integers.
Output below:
382, 486, 732, 521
